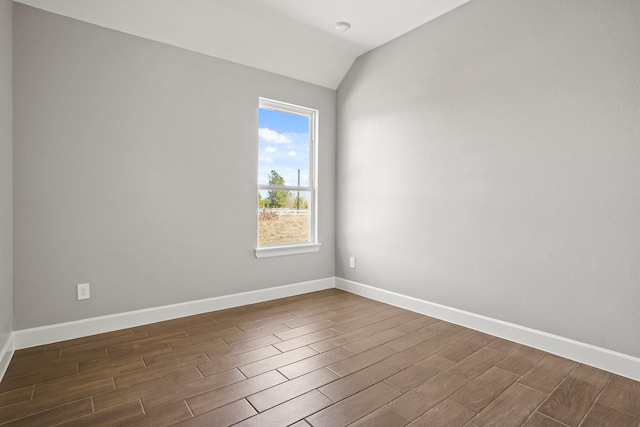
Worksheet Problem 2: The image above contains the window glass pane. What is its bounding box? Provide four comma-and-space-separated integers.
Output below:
256, 98, 317, 252
258, 108, 310, 188
258, 190, 310, 246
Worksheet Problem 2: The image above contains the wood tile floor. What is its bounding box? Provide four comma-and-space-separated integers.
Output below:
1, 289, 639, 426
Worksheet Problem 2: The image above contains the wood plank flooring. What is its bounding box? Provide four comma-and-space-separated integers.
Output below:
1, 289, 639, 426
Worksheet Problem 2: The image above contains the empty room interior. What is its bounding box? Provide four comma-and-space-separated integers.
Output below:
1, 0, 640, 425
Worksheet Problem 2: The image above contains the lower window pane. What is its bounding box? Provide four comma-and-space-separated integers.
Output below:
258, 190, 310, 246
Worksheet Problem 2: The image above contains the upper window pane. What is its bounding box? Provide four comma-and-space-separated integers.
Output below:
258, 108, 310, 188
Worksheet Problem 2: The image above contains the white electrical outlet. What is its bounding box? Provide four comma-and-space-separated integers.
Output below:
349, 256, 356, 269
77, 283, 90, 300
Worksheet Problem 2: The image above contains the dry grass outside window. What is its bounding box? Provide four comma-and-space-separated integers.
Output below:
258, 214, 309, 245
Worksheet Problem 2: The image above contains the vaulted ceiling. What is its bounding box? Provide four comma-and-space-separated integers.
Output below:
14, 0, 471, 89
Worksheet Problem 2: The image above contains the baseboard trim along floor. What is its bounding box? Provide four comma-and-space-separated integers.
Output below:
12, 277, 335, 351
7, 276, 639, 383
0, 333, 14, 381
335, 277, 640, 382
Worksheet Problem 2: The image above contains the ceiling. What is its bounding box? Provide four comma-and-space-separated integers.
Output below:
14, 0, 471, 89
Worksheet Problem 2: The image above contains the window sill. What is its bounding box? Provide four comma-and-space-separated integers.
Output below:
255, 243, 321, 259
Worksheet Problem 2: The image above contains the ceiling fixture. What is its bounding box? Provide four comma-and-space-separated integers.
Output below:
333, 21, 351, 32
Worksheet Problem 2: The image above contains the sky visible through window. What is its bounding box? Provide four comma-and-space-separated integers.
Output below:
258, 108, 310, 189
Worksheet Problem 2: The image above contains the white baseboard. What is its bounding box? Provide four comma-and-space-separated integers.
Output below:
7, 276, 640, 383
0, 333, 15, 383
336, 277, 640, 382
13, 277, 335, 350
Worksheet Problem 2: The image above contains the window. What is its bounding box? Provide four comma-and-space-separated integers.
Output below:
255, 98, 320, 258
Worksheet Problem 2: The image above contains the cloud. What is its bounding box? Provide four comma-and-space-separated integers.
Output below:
287, 151, 297, 157
258, 155, 272, 163
264, 146, 277, 153
259, 128, 291, 144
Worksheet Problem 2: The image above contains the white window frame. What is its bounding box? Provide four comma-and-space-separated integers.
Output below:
255, 98, 320, 258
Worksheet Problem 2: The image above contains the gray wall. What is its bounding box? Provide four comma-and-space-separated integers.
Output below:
337, 0, 640, 357
13, 5, 336, 329
0, 0, 13, 348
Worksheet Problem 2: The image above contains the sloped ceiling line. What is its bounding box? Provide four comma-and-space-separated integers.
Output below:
14, 0, 471, 89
